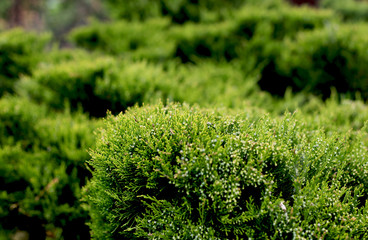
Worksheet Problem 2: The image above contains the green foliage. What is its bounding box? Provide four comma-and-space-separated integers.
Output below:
69, 5, 335, 64
69, 18, 173, 60
17, 57, 115, 117
165, 61, 260, 107
3, 1, 368, 239
0, 0, 11, 19
172, 21, 239, 62
0, 28, 51, 96
321, 0, 368, 22
0, 97, 101, 239
262, 23, 368, 98
85, 103, 368, 239
17, 55, 263, 116
103, 0, 247, 23
41, 47, 93, 64
174, 5, 335, 63
0, 96, 47, 148
234, 5, 335, 40
17, 57, 172, 116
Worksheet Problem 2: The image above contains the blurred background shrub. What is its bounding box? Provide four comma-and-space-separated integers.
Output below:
320, 0, 368, 22
0, 28, 50, 97
0, 96, 101, 239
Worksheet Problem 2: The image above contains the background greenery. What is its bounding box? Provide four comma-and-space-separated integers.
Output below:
1, 0, 368, 239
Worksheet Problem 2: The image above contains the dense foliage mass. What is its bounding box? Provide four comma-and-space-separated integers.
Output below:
0, 29, 50, 97
87, 103, 368, 239
1, 0, 368, 239
0, 97, 101, 239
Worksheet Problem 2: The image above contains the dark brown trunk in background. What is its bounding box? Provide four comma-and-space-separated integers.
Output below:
8, 0, 44, 30
9, 0, 23, 27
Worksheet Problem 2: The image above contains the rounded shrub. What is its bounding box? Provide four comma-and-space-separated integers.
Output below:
85, 103, 368, 239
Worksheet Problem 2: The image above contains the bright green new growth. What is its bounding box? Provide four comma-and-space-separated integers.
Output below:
86, 103, 368, 239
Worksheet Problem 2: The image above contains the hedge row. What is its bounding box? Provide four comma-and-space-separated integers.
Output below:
0, 97, 101, 239
86, 103, 368, 239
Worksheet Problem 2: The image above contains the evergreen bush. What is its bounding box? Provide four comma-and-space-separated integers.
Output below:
103, 0, 247, 23
85, 103, 368, 239
173, 6, 335, 63
320, 0, 368, 22
18, 56, 262, 116
69, 18, 173, 60
260, 24, 368, 98
165, 61, 259, 107
0, 97, 47, 148
69, 5, 335, 64
0, 97, 100, 239
17, 57, 115, 117
0, 28, 51, 96
17, 58, 174, 117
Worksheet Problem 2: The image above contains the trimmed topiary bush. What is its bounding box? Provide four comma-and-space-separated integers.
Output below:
85, 103, 368, 239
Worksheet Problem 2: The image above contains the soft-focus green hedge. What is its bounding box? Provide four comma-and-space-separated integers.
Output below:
103, 0, 248, 23
17, 57, 115, 117
69, 18, 173, 61
85, 103, 368, 239
259, 23, 368, 98
17, 57, 173, 117
320, 0, 368, 22
17, 56, 263, 117
0, 28, 51, 96
0, 97, 101, 239
69, 5, 335, 63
